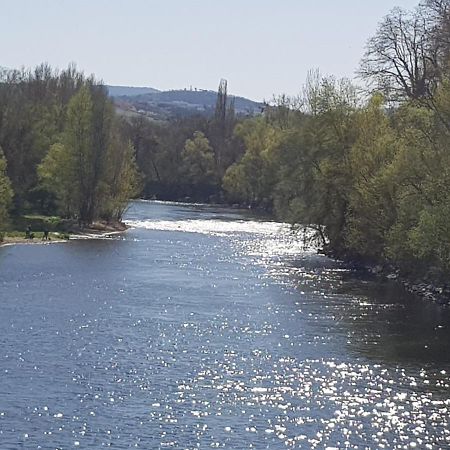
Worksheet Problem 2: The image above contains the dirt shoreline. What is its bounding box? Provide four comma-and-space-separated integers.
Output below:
0, 222, 129, 248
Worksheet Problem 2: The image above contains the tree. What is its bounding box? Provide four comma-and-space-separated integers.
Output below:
39, 83, 141, 223
0, 64, 85, 212
360, 6, 440, 101
385, 79, 450, 272
63, 85, 95, 222
125, 116, 161, 184
0, 148, 13, 228
264, 94, 302, 130
209, 79, 237, 175
299, 76, 358, 252
38, 142, 76, 217
345, 95, 400, 259
423, 0, 450, 75
101, 132, 142, 221
181, 131, 216, 186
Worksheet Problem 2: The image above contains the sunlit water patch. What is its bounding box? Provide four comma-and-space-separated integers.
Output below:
1, 200, 450, 449
125, 213, 319, 263
125, 217, 287, 237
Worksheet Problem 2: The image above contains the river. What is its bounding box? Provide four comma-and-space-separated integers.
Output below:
1, 200, 449, 449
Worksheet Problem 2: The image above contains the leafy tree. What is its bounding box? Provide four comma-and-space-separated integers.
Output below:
384, 79, 450, 273
0, 148, 13, 228
181, 131, 216, 185
39, 83, 141, 223
345, 94, 400, 259
63, 85, 95, 222
291, 76, 357, 252
125, 116, 161, 184
209, 79, 237, 175
38, 142, 76, 217
223, 118, 280, 208
0, 64, 84, 212
101, 134, 142, 221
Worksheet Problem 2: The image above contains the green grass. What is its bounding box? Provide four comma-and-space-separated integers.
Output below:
10, 214, 65, 232
1, 214, 77, 242
1, 230, 65, 240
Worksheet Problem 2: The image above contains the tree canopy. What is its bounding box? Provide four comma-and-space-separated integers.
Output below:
0, 65, 140, 226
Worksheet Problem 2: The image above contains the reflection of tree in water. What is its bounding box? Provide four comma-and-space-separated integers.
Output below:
284, 255, 450, 366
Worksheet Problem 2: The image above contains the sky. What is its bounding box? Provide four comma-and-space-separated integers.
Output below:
0, 0, 421, 101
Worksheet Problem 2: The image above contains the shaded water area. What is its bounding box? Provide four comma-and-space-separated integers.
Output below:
1, 200, 450, 449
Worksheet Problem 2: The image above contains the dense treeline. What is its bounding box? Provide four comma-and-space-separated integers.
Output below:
0, 67, 241, 232
0, 64, 140, 227
122, 79, 242, 202
123, 0, 449, 280
222, 0, 450, 279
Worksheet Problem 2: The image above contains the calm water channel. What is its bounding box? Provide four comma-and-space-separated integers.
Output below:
1, 200, 450, 449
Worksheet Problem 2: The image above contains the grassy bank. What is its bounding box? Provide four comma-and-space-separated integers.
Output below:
0, 214, 127, 247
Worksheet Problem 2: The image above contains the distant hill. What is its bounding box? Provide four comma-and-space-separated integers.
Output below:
108, 85, 263, 120
107, 85, 160, 97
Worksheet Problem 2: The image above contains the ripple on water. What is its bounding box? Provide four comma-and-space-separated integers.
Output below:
1, 201, 450, 449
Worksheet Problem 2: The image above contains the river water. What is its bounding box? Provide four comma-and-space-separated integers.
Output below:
0, 200, 450, 449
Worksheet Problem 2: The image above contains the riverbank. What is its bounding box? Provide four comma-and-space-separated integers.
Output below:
146, 197, 450, 307
326, 250, 450, 307
367, 264, 450, 307
3, 198, 450, 449
0, 220, 128, 248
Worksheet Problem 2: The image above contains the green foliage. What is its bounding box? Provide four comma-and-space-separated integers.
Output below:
0, 148, 13, 228
37, 84, 141, 223
0, 64, 84, 211
272, 76, 358, 252
408, 203, 450, 270
210, 79, 237, 175
223, 68, 450, 279
0, 64, 141, 225
223, 118, 280, 207
181, 131, 216, 185
38, 143, 75, 216
101, 136, 143, 221
345, 94, 399, 259
64, 85, 95, 221
11, 214, 63, 233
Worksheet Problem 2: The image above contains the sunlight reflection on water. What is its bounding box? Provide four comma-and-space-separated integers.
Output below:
0, 201, 449, 449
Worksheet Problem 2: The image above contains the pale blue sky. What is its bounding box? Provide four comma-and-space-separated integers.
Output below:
1, 0, 420, 101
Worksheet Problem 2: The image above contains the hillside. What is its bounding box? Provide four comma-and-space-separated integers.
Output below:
107, 85, 160, 97
108, 86, 263, 120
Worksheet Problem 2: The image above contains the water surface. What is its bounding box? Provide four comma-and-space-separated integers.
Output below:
1, 200, 449, 449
